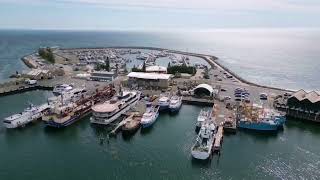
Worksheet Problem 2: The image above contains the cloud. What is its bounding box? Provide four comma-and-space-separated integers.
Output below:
2, 0, 320, 12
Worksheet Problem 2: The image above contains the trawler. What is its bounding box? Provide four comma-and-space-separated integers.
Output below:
169, 95, 182, 113
43, 96, 94, 128
196, 109, 210, 131
191, 122, 216, 160
4, 103, 50, 128
238, 104, 283, 131
140, 105, 160, 128
90, 91, 140, 125
158, 93, 170, 111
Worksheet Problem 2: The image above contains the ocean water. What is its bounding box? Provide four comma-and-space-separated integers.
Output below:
0, 29, 320, 90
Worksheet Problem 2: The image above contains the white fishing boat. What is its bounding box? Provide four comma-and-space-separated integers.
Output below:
140, 105, 160, 128
169, 95, 182, 113
196, 109, 210, 131
158, 94, 170, 111
90, 91, 140, 125
53, 84, 73, 95
191, 122, 216, 160
3, 103, 51, 128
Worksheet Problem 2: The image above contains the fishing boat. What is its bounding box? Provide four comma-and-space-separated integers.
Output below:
122, 113, 142, 134
4, 103, 50, 128
191, 122, 216, 160
90, 91, 140, 125
196, 109, 210, 131
140, 105, 160, 128
53, 84, 73, 95
237, 104, 281, 131
158, 94, 170, 111
43, 98, 94, 128
169, 95, 182, 113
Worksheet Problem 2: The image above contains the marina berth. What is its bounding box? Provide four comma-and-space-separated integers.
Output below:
4, 103, 51, 128
140, 105, 160, 128
90, 91, 141, 125
169, 95, 182, 113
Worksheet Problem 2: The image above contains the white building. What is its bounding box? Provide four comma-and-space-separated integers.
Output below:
145, 65, 167, 74
90, 71, 116, 82
127, 72, 172, 89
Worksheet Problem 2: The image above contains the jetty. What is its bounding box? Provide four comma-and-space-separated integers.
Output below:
110, 113, 134, 135
213, 126, 224, 152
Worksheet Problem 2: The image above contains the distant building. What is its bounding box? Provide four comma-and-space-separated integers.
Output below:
193, 84, 217, 97
90, 71, 116, 82
145, 65, 167, 74
127, 72, 172, 89
285, 89, 320, 122
24, 69, 52, 80
287, 90, 320, 112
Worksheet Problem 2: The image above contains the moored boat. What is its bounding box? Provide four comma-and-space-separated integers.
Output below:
237, 104, 282, 131
196, 109, 210, 131
191, 122, 216, 160
90, 91, 141, 125
140, 105, 160, 128
122, 113, 142, 134
158, 94, 170, 111
169, 95, 182, 113
53, 84, 73, 95
43, 98, 94, 128
4, 103, 50, 129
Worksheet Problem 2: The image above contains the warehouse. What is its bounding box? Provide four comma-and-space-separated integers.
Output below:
127, 72, 172, 89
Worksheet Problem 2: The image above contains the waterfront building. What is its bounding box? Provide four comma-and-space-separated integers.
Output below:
90, 71, 116, 82
145, 65, 167, 74
193, 84, 216, 97
285, 89, 320, 122
127, 72, 172, 89
24, 69, 52, 80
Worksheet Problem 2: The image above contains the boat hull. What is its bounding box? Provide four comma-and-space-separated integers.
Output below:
191, 150, 211, 160
169, 106, 181, 113
238, 121, 278, 131
45, 110, 91, 128
141, 113, 159, 128
159, 105, 169, 111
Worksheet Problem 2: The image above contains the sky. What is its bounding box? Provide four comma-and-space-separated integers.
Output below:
0, 0, 320, 30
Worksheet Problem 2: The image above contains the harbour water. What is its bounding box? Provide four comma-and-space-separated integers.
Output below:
1, 29, 320, 179
0, 91, 320, 179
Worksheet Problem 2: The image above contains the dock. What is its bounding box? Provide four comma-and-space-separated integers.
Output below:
182, 96, 214, 106
110, 114, 134, 135
212, 101, 237, 132
213, 126, 224, 152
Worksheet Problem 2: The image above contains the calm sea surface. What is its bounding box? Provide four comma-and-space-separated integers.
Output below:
0, 29, 320, 180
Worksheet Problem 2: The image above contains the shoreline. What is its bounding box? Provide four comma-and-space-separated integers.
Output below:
59, 46, 294, 93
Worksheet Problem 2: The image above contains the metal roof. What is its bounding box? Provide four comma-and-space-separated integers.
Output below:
194, 84, 214, 94
291, 89, 320, 103
127, 72, 172, 80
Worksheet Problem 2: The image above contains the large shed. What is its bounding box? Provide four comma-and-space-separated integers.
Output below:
127, 72, 172, 89
193, 84, 214, 97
